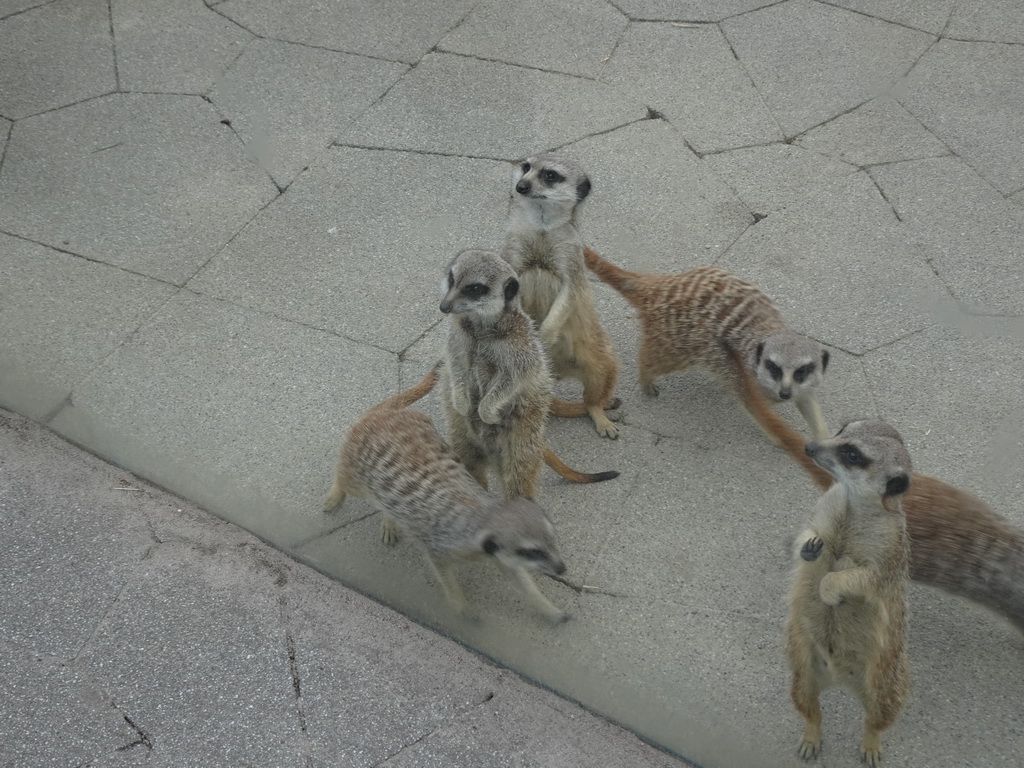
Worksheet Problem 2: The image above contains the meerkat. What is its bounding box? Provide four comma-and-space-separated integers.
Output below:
438, 249, 618, 500
583, 248, 831, 440
501, 155, 621, 439
740, 368, 1024, 634
787, 419, 912, 766
323, 366, 571, 623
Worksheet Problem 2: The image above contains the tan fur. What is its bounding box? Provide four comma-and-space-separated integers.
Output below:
584, 247, 831, 440
787, 420, 911, 766
502, 155, 621, 438
438, 249, 618, 500
323, 367, 571, 623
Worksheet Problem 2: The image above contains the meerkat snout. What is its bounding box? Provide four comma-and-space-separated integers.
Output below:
515, 179, 531, 195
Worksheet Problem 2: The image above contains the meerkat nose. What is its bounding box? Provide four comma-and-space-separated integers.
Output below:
515, 180, 530, 194
555, 562, 566, 575
805, 442, 818, 456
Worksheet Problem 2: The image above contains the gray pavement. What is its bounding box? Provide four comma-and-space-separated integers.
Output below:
1, 1, 1022, 767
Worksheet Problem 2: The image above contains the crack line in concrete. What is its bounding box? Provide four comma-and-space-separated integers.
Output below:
864, 168, 903, 222
331, 141, 516, 163
715, 21, 787, 140
14, 90, 118, 122
812, 0, 947, 37
546, 115, 657, 155
106, 0, 120, 92
0, 0, 58, 23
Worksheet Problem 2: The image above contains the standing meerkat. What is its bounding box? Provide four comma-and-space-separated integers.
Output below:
323, 366, 571, 623
501, 155, 621, 439
787, 419, 912, 767
438, 249, 619, 500
737, 369, 1024, 634
584, 248, 831, 440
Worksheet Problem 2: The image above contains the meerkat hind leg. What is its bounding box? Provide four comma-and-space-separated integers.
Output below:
380, 515, 401, 545
791, 655, 825, 760
427, 555, 470, 615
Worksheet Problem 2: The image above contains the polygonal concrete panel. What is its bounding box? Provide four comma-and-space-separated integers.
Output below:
0, 234, 176, 420
861, 323, 1024, 514
188, 148, 510, 352
899, 40, 1024, 195
609, 0, 776, 21
718, 172, 948, 354
438, 0, 627, 78
946, 0, 1024, 43
823, 0, 955, 34
76, 544, 305, 766
49, 291, 398, 547
0, 650, 137, 766
0, 409, 153, 658
870, 157, 1024, 315
338, 53, 646, 159
722, 0, 933, 136
795, 96, 949, 167
210, 38, 407, 187
702, 143, 858, 214
112, 0, 253, 94
0, 0, 115, 119
0, 94, 277, 284
556, 119, 752, 274
217, 0, 477, 63
601, 23, 783, 153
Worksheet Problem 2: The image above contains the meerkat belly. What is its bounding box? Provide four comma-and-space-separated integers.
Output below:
518, 268, 560, 328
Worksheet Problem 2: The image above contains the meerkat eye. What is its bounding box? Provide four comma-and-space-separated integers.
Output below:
521, 162, 531, 173
542, 169, 563, 184
516, 548, 545, 561
463, 283, 489, 298
838, 444, 870, 468
794, 364, 815, 383
764, 360, 783, 380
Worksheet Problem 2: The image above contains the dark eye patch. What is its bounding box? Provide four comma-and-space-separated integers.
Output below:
463, 283, 489, 298
764, 360, 783, 380
793, 364, 815, 383
447, 270, 454, 288
516, 548, 545, 561
521, 162, 531, 173
838, 444, 871, 468
541, 169, 564, 184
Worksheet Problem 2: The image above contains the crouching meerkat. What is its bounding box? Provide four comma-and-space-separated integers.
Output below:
787, 419, 912, 766
501, 155, 621, 439
323, 366, 571, 623
584, 248, 831, 440
438, 249, 619, 500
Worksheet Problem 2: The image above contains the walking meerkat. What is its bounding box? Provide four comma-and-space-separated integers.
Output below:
740, 367, 1024, 634
787, 419, 912, 766
323, 366, 571, 623
583, 248, 830, 440
501, 155, 621, 439
438, 249, 619, 500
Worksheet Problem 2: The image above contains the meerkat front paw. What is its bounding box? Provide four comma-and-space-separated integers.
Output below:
801, 537, 824, 561
798, 735, 821, 761
451, 389, 471, 416
641, 381, 660, 397
819, 573, 843, 605
478, 403, 503, 425
380, 518, 401, 545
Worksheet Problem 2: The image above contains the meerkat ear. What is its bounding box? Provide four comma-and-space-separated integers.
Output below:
756, 342, 765, 365
482, 536, 499, 555
576, 176, 591, 201
504, 276, 519, 302
884, 473, 910, 497
821, 349, 830, 372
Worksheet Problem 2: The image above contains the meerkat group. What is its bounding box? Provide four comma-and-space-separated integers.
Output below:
323, 151, 1024, 764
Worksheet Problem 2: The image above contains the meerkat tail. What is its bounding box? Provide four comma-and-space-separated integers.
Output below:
726, 348, 833, 490
549, 396, 622, 417
369, 365, 439, 412
542, 445, 619, 484
582, 246, 642, 300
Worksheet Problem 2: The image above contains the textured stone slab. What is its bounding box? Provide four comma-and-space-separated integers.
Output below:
871, 157, 1024, 315
438, 0, 627, 78
338, 53, 646, 159
556, 119, 752, 274
795, 96, 949, 167
0, 234, 176, 420
946, 0, 1024, 43
210, 39, 407, 187
718, 172, 948, 354
0, 0, 115, 119
722, 0, 933, 136
702, 143, 858, 213
899, 40, 1024, 195
609, 0, 776, 21
112, 0, 253, 94
0, 0, 54, 18
861, 323, 1024, 514
189, 147, 509, 352
0, 116, 9, 161
217, 0, 477, 63
76, 543, 305, 766
601, 23, 783, 153
0, 94, 277, 284
0, 649, 137, 766
49, 291, 397, 546
823, 0, 955, 34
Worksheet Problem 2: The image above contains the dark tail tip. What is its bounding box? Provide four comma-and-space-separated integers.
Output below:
587, 470, 620, 483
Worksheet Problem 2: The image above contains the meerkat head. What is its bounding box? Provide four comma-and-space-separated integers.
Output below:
439, 249, 520, 318
755, 333, 829, 403
510, 154, 591, 229
805, 419, 912, 506
478, 498, 566, 577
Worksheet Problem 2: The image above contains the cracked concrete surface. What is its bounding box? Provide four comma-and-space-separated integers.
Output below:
1, 1, 1022, 766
